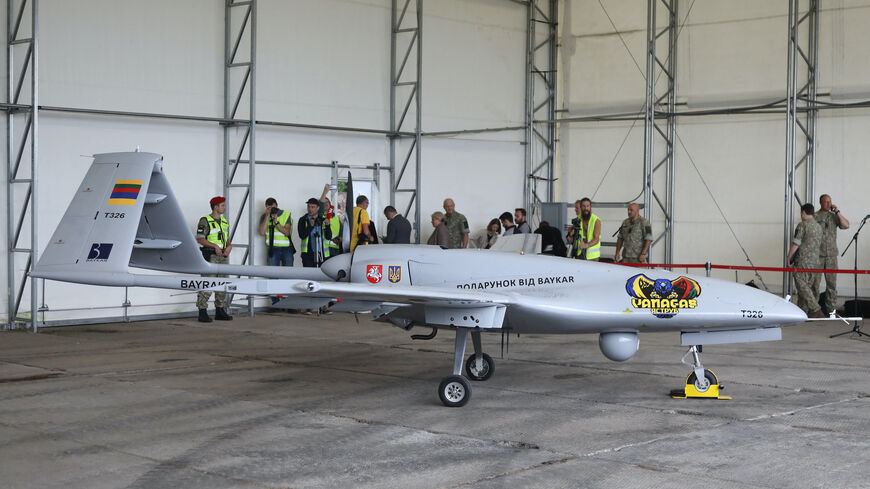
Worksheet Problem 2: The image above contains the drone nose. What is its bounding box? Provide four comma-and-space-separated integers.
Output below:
321, 254, 351, 281
769, 298, 808, 324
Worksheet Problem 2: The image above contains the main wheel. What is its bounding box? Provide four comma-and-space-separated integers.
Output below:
686, 369, 718, 393
464, 353, 495, 381
438, 375, 471, 407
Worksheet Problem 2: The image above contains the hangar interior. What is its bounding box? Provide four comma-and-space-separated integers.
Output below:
3, 0, 870, 329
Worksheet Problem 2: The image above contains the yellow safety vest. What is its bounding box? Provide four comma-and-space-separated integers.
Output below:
327, 216, 341, 252
575, 213, 601, 260
204, 215, 229, 249
265, 210, 292, 247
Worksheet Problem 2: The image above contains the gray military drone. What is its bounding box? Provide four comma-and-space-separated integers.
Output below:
33, 152, 807, 407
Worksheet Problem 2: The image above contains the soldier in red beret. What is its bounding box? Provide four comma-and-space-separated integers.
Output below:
194, 196, 233, 322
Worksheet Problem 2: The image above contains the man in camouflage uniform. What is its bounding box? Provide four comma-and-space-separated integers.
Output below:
442, 198, 470, 249
788, 203, 823, 317
614, 203, 652, 263
194, 196, 233, 323
814, 194, 850, 314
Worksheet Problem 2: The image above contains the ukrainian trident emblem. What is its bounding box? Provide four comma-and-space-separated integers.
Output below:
388, 265, 401, 283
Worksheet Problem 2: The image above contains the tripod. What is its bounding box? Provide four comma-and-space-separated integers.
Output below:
830, 215, 869, 338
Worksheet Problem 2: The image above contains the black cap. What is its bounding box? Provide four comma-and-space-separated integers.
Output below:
306, 198, 320, 205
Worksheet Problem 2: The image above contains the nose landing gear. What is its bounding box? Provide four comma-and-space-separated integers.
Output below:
438, 329, 496, 406
670, 345, 731, 400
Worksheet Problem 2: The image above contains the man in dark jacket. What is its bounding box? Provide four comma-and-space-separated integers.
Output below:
535, 221, 567, 256
298, 198, 333, 268
383, 205, 412, 244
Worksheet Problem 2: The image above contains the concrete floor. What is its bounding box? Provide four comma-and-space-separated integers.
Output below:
1, 312, 869, 489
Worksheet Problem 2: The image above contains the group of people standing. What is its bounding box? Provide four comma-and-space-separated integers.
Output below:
193, 185, 417, 321
194, 185, 343, 322
462, 198, 652, 264
193, 190, 849, 321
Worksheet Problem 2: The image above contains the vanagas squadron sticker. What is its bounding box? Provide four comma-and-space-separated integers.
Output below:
626, 274, 701, 318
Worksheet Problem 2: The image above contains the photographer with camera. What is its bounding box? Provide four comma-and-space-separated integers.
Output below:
194, 196, 233, 322
298, 197, 333, 268
258, 198, 295, 269
565, 198, 601, 261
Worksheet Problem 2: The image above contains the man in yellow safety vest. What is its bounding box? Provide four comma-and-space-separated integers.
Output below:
195, 196, 233, 322
258, 197, 295, 267
566, 198, 601, 260
259, 197, 295, 307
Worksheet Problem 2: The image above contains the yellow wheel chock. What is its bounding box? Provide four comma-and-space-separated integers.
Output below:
670, 368, 731, 399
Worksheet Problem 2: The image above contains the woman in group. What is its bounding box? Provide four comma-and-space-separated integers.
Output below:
427, 211, 450, 247
470, 218, 501, 249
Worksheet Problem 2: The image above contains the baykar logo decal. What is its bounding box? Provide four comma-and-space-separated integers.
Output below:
626, 273, 701, 319
87, 243, 114, 262
388, 265, 401, 283
366, 265, 383, 284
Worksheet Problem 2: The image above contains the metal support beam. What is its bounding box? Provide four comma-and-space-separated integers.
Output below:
523, 0, 557, 223
643, 0, 678, 264
5, 0, 38, 331
783, 0, 818, 295
224, 0, 257, 314
390, 0, 422, 242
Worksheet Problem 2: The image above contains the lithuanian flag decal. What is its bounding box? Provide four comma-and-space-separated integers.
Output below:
107, 179, 143, 206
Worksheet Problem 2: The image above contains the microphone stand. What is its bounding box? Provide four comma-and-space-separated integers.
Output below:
830, 215, 869, 338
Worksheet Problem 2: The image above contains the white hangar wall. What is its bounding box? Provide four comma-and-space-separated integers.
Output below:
0, 0, 527, 324
560, 0, 870, 294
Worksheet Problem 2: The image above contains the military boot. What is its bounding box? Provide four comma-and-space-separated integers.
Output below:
215, 307, 233, 321
198, 309, 213, 323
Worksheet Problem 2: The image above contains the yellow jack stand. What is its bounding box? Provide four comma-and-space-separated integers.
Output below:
670, 369, 731, 399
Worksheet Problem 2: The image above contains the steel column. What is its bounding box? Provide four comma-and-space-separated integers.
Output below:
523, 0, 557, 222
782, 0, 818, 295
390, 0, 422, 241
5, 0, 38, 331
642, 0, 678, 264
224, 0, 257, 313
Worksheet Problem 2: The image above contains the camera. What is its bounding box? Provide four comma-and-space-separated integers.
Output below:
270, 207, 280, 216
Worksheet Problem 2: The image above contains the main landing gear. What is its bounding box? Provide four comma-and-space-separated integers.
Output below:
670, 345, 731, 400
438, 329, 495, 407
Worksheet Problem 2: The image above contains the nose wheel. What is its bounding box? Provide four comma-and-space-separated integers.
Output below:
670, 345, 731, 399
439, 375, 471, 407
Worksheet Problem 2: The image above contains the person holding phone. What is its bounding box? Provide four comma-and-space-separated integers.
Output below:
814, 194, 850, 314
